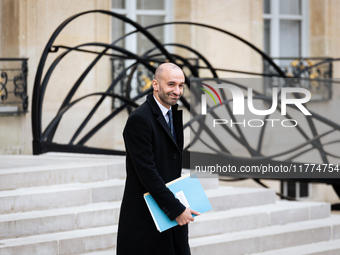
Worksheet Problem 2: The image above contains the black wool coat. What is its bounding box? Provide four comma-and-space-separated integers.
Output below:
116, 94, 190, 255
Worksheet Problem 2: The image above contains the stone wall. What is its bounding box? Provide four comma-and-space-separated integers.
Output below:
0, 0, 127, 154
174, 0, 263, 78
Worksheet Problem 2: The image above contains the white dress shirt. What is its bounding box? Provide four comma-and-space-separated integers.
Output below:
153, 95, 170, 124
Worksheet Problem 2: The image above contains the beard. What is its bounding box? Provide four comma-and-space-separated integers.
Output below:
161, 91, 182, 106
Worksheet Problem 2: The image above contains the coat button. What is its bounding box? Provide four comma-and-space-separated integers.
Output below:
173, 154, 177, 159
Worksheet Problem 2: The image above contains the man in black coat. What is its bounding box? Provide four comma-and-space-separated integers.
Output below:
116, 63, 200, 255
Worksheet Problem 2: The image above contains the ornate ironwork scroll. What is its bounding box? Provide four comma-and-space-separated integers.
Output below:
264, 57, 334, 101
31, 10, 340, 198
0, 58, 28, 115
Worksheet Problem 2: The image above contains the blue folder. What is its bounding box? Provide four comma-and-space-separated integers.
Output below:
144, 173, 212, 232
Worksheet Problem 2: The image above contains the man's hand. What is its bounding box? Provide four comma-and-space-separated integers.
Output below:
175, 208, 201, 226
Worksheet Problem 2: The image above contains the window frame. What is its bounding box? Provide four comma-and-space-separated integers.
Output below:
111, 0, 174, 55
264, 0, 311, 199
111, 0, 174, 101
263, 0, 309, 59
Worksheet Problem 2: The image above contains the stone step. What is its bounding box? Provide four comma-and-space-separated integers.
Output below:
80, 249, 116, 255
189, 200, 330, 238
182, 169, 219, 190
0, 155, 126, 191
0, 185, 276, 239
189, 215, 340, 255
0, 225, 117, 255
0, 180, 125, 214
205, 186, 276, 211
0, 178, 273, 215
0, 201, 121, 239
0, 193, 330, 241
250, 239, 340, 255
197, 176, 219, 190
41, 152, 124, 160
2, 214, 338, 255
0, 155, 219, 192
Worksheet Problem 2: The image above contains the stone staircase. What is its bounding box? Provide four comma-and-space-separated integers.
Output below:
0, 153, 339, 255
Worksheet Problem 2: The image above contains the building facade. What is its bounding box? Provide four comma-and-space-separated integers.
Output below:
0, 0, 339, 202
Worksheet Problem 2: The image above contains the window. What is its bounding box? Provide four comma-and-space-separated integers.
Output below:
263, 0, 309, 66
264, 0, 310, 199
111, 0, 173, 100
111, 0, 173, 56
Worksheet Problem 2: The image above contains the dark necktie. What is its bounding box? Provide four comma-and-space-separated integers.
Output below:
167, 109, 176, 141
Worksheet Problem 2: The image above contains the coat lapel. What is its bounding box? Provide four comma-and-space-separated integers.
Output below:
172, 105, 183, 151
146, 94, 182, 150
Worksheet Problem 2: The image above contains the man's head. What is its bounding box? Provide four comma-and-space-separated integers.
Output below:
152, 63, 185, 109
